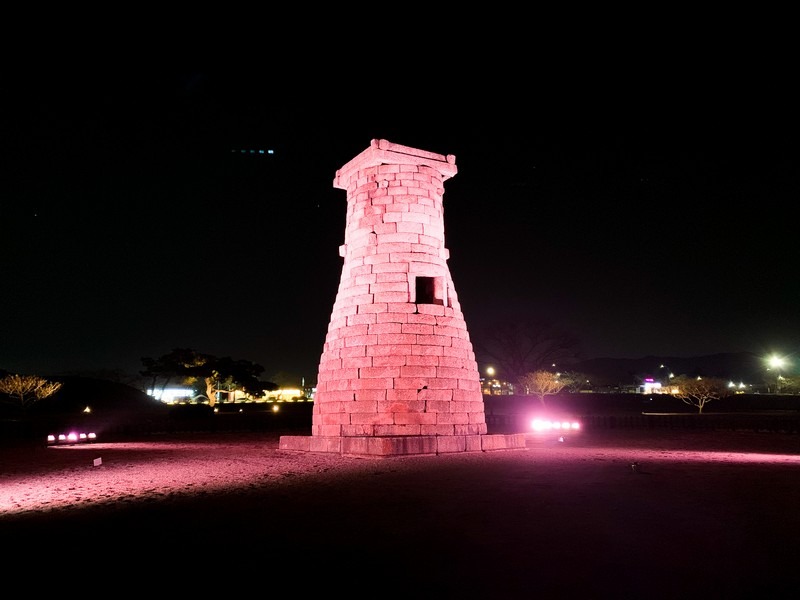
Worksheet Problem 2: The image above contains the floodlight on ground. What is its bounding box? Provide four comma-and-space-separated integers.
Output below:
47, 431, 98, 445
530, 418, 581, 432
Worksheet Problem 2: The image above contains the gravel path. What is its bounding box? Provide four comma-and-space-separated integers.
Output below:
2, 429, 799, 598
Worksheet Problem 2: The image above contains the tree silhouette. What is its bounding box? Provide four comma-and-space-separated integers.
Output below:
560, 370, 590, 393
140, 348, 201, 399
472, 317, 581, 387
141, 349, 277, 406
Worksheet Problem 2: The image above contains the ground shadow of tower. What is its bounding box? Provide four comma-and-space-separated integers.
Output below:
280, 140, 525, 456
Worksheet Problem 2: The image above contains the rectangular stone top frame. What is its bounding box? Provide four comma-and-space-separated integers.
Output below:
333, 139, 458, 190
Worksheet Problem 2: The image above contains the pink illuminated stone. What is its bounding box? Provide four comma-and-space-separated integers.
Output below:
279, 140, 525, 456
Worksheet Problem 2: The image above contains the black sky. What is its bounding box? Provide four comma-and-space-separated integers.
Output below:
3, 67, 798, 384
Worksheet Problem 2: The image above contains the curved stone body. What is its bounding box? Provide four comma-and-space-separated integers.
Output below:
312, 138, 486, 438
280, 140, 525, 456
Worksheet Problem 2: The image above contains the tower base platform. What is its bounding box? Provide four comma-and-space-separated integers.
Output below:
278, 433, 527, 457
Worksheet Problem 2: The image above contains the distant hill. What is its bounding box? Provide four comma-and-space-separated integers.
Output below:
569, 352, 767, 388
0, 376, 169, 442
27, 376, 164, 415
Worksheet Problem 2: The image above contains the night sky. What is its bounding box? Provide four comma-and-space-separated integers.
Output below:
3, 69, 798, 384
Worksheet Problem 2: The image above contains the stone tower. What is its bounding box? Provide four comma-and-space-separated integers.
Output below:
280, 139, 525, 456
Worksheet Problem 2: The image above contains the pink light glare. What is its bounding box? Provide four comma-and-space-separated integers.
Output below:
530, 418, 581, 432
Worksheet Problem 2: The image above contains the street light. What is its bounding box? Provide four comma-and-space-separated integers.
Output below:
484, 366, 500, 396
659, 364, 674, 389
768, 356, 785, 394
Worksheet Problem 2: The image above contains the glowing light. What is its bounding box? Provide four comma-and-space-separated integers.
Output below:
231, 148, 274, 155
530, 418, 581, 432
263, 388, 305, 402
47, 431, 98, 445
148, 387, 196, 403
768, 356, 786, 369
766, 355, 787, 394
642, 380, 664, 394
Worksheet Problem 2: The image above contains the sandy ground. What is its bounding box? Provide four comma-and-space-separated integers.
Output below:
2, 428, 799, 598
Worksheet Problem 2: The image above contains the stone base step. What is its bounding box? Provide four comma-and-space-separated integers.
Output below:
278, 433, 526, 457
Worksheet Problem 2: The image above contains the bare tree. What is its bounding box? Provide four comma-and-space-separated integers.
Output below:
518, 370, 568, 407
0, 374, 63, 410
472, 317, 581, 386
671, 375, 732, 414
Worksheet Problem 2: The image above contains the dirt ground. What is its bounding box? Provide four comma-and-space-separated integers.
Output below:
2, 428, 799, 598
